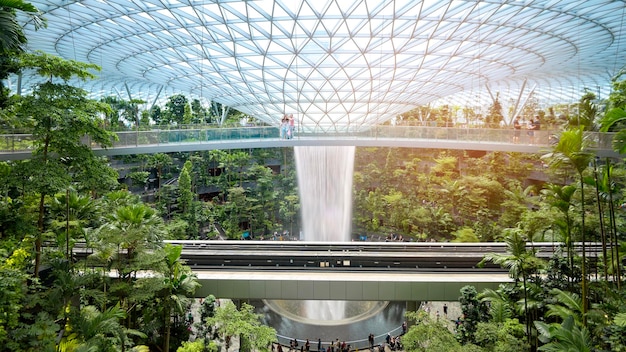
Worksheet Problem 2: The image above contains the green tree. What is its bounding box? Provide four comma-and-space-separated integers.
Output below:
0, 0, 45, 108
246, 164, 278, 236
15, 51, 115, 277
0, 247, 30, 347
162, 94, 188, 125
205, 301, 276, 352
148, 153, 174, 192
542, 127, 594, 325
190, 98, 208, 124
474, 319, 529, 352
95, 203, 165, 279
48, 190, 96, 261
541, 184, 577, 273
599, 74, 626, 165
0, 0, 43, 52
195, 295, 218, 348
567, 92, 598, 131
403, 310, 466, 352
457, 285, 490, 344
159, 244, 200, 352
60, 304, 148, 352
534, 315, 592, 352
178, 161, 193, 214
90, 201, 166, 332
486, 93, 504, 128
177, 339, 217, 352
480, 229, 544, 343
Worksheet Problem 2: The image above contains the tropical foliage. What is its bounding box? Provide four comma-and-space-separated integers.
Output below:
1, 4, 625, 351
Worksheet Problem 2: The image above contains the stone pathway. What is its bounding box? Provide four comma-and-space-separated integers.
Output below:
420, 301, 462, 332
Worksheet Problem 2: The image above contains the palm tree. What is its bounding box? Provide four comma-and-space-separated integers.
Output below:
542, 127, 594, 325
543, 289, 584, 326
599, 73, 626, 153
480, 229, 544, 343
100, 203, 165, 276
147, 153, 173, 193
0, 0, 44, 52
60, 304, 148, 352
541, 184, 577, 281
160, 244, 200, 352
49, 190, 96, 261
534, 316, 592, 352
479, 287, 514, 323
91, 202, 166, 328
0, 0, 45, 107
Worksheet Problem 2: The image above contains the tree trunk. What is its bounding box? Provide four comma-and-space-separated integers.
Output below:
606, 158, 621, 289
592, 160, 608, 282
34, 134, 51, 278
34, 193, 45, 278
580, 176, 588, 326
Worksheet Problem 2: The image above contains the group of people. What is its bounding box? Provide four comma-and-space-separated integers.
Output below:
274, 338, 349, 352
273, 329, 408, 352
281, 113, 295, 139
513, 115, 541, 143
384, 333, 403, 351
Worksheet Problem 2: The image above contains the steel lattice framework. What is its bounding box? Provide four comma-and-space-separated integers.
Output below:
14, 0, 626, 132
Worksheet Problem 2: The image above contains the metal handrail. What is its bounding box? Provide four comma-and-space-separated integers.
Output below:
0, 125, 617, 155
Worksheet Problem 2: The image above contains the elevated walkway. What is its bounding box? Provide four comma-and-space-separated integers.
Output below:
72, 240, 597, 300
192, 269, 510, 301
1, 126, 620, 160
169, 241, 592, 300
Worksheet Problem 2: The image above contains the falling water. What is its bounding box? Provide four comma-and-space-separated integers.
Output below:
294, 145, 356, 320
294, 146, 355, 242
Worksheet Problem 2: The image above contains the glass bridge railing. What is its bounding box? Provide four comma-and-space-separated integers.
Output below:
0, 125, 618, 155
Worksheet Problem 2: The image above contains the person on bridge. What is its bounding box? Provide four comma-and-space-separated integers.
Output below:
513, 116, 521, 143
288, 113, 295, 139
527, 116, 540, 144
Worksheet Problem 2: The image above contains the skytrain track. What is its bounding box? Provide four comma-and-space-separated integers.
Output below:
72, 241, 600, 272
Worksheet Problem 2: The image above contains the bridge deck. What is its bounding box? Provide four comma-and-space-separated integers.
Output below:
1, 126, 619, 160
78, 240, 596, 300
193, 269, 511, 300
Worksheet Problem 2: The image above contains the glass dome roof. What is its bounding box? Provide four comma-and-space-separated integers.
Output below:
14, 0, 626, 132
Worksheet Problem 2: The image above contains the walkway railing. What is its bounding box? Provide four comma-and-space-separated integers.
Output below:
0, 125, 618, 157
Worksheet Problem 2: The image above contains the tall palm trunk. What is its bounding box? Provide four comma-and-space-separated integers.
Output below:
565, 212, 574, 289
592, 159, 608, 282
522, 270, 530, 345
606, 158, 621, 289
35, 133, 51, 278
579, 175, 588, 326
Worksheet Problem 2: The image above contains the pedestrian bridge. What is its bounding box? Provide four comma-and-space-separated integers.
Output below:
192, 269, 510, 301
146, 240, 595, 301
71, 240, 599, 301
0, 125, 620, 160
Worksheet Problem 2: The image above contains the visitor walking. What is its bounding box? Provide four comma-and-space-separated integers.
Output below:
513, 116, 521, 143
288, 114, 295, 139
527, 116, 540, 144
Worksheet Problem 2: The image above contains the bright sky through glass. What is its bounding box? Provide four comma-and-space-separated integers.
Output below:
13, 0, 626, 132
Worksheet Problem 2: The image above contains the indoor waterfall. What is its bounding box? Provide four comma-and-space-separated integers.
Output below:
294, 145, 356, 320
